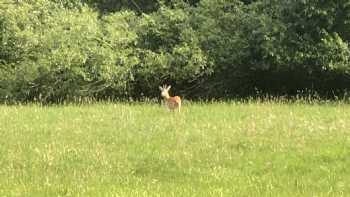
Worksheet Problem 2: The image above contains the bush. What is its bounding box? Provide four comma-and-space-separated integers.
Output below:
0, 0, 139, 102
132, 6, 212, 98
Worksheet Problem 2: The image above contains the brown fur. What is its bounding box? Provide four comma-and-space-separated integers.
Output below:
166, 96, 181, 110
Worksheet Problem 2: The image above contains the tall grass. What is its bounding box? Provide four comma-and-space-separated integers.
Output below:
0, 102, 349, 196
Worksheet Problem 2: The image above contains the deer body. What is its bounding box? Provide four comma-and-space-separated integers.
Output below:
159, 85, 181, 112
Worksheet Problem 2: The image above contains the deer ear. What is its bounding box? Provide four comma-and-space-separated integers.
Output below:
167, 85, 171, 90
159, 86, 163, 91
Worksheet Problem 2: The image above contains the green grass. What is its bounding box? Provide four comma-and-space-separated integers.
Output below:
1, 101, 350, 196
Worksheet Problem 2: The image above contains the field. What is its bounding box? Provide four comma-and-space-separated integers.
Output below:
0, 101, 350, 196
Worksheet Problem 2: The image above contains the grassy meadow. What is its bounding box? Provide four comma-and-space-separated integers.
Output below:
0, 101, 350, 196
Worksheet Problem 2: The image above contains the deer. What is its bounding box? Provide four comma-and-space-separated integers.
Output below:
159, 85, 181, 112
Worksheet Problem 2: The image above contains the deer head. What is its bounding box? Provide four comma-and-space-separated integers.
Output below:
159, 85, 171, 99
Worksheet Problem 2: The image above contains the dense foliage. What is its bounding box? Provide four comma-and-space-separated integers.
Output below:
1, 0, 350, 102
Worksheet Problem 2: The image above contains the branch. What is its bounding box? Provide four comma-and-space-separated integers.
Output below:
130, 0, 143, 14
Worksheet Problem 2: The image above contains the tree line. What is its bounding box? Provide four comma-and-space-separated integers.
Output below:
1, 0, 350, 103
